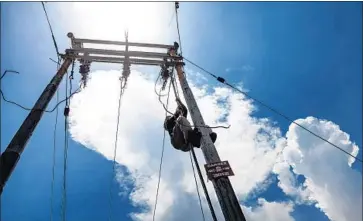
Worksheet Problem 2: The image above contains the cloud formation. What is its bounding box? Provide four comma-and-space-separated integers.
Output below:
68, 69, 361, 221
273, 117, 362, 221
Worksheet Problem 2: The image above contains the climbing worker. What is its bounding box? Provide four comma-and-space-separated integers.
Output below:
164, 98, 217, 152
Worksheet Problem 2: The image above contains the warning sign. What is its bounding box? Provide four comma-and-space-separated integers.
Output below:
204, 161, 234, 180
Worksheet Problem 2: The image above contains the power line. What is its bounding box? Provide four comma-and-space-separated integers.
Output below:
189, 150, 206, 221
154, 70, 170, 98
152, 80, 172, 221
168, 7, 176, 27
0, 70, 18, 220
60, 60, 75, 221
183, 57, 363, 163
108, 78, 126, 221
61, 66, 71, 221
170, 69, 180, 100
50, 60, 61, 221
175, 1, 183, 55
0, 70, 19, 80
1, 84, 81, 113
61, 108, 69, 221
0, 70, 19, 156
41, 2, 60, 56
190, 148, 218, 221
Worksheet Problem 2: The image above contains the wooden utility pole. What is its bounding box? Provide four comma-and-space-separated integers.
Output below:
0, 57, 73, 194
170, 43, 247, 221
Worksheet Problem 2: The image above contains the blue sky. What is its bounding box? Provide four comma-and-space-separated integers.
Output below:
1, 2, 362, 221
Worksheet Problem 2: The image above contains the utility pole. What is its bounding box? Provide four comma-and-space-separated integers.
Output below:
0, 33, 174, 195
0, 56, 73, 194
169, 43, 247, 221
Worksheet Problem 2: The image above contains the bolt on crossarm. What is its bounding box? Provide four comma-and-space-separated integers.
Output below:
169, 43, 247, 221
0, 56, 73, 195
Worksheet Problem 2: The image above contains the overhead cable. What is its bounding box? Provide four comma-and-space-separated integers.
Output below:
189, 150, 206, 221
108, 78, 126, 221
175, 1, 183, 55
152, 79, 172, 221
183, 57, 363, 163
61, 62, 73, 221
41, 2, 60, 56
0, 70, 81, 113
190, 148, 218, 221
49, 60, 61, 221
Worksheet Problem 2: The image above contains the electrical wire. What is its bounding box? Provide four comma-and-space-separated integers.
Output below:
175, 2, 183, 55
1, 86, 81, 113
61, 67, 71, 221
190, 148, 218, 221
154, 70, 169, 98
169, 70, 230, 130
168, 2, 176, 27
152, 80, 172, 221
108, 78, 126, 221
0, 71, 18, 220
41, 2, 60, 56
61, 107, 69, 221
189, 149, 206, 221
0, 70, 19, 156
170, 69, 180, 100
0, 59, 82, 112
49, 59, 60, 221
156, 69, 176, 116
0, 70, 19, 80
49, 58, 60, 66
183, 57, 363, 163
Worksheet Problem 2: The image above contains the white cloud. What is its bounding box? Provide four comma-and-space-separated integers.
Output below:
68, 69, 362, 221
273, 117, 362, 221
243, 198, 295, 221
68, 69, 295, 220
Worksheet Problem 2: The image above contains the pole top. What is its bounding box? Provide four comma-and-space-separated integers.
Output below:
67, 32, 74, 38
174, 42, 179, 50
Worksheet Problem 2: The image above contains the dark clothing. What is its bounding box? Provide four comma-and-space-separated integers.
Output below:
164, 99, 216, 151
164, 99, 188, 137
170, 116, 192, 152
164, 100, 192, 151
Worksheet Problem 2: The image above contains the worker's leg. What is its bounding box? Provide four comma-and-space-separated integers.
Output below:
171, 124, 186, 151
176, 116, 203, 148
210, 132, 217, 143
175, 116, 196, 151
180, 143, 192, 152
176, 116, 192, 141
189, 127, 216, 147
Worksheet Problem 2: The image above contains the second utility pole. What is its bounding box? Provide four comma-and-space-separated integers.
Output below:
0, 56, 73, 195
169, 43, 247, 221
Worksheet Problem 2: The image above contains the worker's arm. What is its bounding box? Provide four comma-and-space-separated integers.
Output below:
164, 115, 176, 135
176, 98, 188, 118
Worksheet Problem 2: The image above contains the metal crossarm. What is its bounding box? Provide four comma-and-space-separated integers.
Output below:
66, 32, 179, 66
